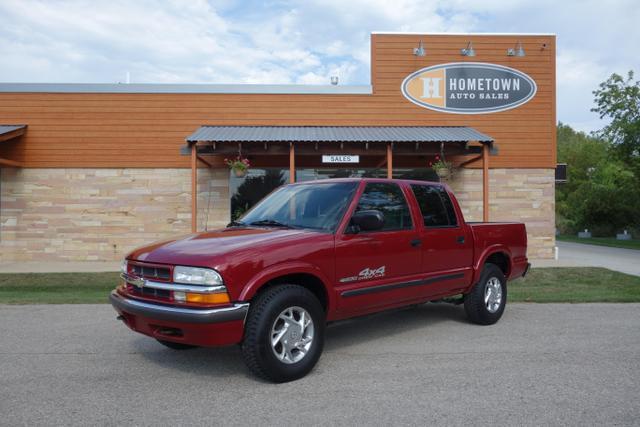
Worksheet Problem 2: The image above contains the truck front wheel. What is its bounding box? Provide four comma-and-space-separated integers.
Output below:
464, 263, 507, 325
241, 284, 325, 383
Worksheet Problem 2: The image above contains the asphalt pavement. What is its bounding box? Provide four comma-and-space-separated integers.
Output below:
1, 303, 639, 426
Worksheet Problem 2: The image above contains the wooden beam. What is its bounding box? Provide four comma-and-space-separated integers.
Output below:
386, 143, 393, 179
0, 127, 26, 143
196, 155, 214, 168
289, 143, 295, 183
482, 143, 489, 222
0, 158, 23, 167
191, 144, 197, 233
457, 154, 483, 168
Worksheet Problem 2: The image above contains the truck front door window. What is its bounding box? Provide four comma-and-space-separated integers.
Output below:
353, 183, 413, 231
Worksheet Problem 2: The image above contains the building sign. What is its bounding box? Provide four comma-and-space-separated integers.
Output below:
401, 62, 537, 114
322, 155, 359, 164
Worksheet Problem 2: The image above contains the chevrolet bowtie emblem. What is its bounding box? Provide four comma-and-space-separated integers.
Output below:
120, 272, 145, 288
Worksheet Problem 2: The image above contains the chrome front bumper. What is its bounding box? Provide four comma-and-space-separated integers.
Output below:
109, 291, 249, 324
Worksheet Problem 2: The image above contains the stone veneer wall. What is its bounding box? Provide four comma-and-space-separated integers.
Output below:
0, 167, 554, 262
448, 168, 555, 260
0, 168, 230, 262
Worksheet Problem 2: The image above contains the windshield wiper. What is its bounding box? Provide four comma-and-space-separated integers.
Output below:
249, 219, 292, 228
226, 220, 246, 228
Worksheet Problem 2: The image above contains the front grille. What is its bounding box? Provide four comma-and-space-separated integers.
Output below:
132, 286, 171, 299
130, 263, 171, 281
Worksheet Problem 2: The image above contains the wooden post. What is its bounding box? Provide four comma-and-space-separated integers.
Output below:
191, 143, 197, 233
386, 143, 393, 179
289, 143, 295, 183
482, 143, 489, 222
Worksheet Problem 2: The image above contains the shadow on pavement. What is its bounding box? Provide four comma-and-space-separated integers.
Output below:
134, 302, 467, 378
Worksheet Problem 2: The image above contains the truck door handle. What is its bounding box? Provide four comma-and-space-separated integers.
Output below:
410, 238, 422, 247
456, 236, 465, 244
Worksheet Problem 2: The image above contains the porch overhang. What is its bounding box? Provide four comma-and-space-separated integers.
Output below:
183, 126, 496, 232
184, 125, 496, 156
0, 124, 26, 167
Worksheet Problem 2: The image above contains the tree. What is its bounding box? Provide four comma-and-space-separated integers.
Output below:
556, 122, 640, 235
592, 71, 640, 178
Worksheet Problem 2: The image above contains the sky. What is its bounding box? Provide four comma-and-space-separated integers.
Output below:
0, 0, 637, 133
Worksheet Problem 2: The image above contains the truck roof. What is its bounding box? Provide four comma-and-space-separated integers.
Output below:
289, 177, 444, 186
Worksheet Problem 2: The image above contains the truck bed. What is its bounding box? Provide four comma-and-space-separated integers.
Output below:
468, 222, 529, 280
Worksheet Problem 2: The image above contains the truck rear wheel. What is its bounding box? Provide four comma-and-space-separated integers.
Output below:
241, 284, 325, 383
464, 263, 507, 325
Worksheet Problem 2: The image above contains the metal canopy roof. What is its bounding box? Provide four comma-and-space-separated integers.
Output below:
186, 126, 493, 144
0, 124, 27, 142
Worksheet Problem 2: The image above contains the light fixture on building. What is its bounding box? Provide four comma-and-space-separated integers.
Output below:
413, 40, 426, 57
330, 76, 339, 85
507, 41, 526, 57
460, 41, 476, 57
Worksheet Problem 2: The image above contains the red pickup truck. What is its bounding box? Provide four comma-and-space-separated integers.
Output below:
110, 178, 529, 382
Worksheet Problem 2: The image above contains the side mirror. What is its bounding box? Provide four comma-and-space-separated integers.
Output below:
350, 210, 385, 233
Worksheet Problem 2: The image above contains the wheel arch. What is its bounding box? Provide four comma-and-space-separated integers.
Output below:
472, 245, 512, 284
239, 262, 334, 315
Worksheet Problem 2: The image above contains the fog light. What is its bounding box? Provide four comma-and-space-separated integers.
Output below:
186, 292, 230, 304
173, 291, 186, 302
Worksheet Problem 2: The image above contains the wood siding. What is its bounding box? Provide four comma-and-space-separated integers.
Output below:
0, 34, 555, 169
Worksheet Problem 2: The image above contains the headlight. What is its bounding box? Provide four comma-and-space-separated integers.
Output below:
120, 259, 128, 274
173, 266, 224, 286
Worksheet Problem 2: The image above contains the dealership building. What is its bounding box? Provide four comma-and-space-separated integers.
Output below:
0, 33, 556, 262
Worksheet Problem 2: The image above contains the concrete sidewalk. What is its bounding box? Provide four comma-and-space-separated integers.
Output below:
532, 241, 640, 277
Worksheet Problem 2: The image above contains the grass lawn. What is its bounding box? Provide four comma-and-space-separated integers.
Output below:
557, 234, 640, 250
0, 272, 119, 304
510, 267, 640, 303
0, 267, 639, 304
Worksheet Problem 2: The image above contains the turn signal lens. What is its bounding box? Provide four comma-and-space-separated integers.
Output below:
185, 292, 230, 304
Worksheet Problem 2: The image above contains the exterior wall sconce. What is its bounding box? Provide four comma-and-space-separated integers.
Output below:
461, 41, 476, 57
507, 41, 526, 57
413, 40, 426, 57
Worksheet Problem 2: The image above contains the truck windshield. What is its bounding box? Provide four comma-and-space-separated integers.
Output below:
238, 182, 358, 232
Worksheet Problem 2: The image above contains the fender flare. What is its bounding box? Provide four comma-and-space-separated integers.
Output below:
238, 261, 335, 312
472, 244, 513, 284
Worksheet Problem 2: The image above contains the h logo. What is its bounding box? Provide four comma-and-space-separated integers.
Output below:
420, 77, 442, 99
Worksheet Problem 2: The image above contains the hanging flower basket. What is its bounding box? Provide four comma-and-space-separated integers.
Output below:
429, 155, 454, 180
225, 156, 250, 178
435, 167, 450, 178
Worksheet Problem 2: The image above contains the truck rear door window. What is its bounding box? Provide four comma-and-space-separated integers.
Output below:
410, 184, 458, 227
354, 183, 412, 231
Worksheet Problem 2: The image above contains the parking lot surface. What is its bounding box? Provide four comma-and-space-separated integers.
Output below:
1, 303, 639, 426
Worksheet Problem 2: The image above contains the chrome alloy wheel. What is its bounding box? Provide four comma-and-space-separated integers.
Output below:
270, 306, 315, 364
484, 277, 503, 313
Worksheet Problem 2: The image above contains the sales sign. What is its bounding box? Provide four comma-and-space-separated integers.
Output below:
322, 155, 359, 164
401, 62, 537, 114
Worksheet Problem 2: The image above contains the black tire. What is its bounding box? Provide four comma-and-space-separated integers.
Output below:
156, 339, 198, 350
464, 263, 507, 325
241, 284, 325, 383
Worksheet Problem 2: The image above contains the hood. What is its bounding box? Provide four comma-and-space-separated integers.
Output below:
127, 227, 315, 266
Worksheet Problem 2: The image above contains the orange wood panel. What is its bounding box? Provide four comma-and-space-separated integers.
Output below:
0, 34, 555, 169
